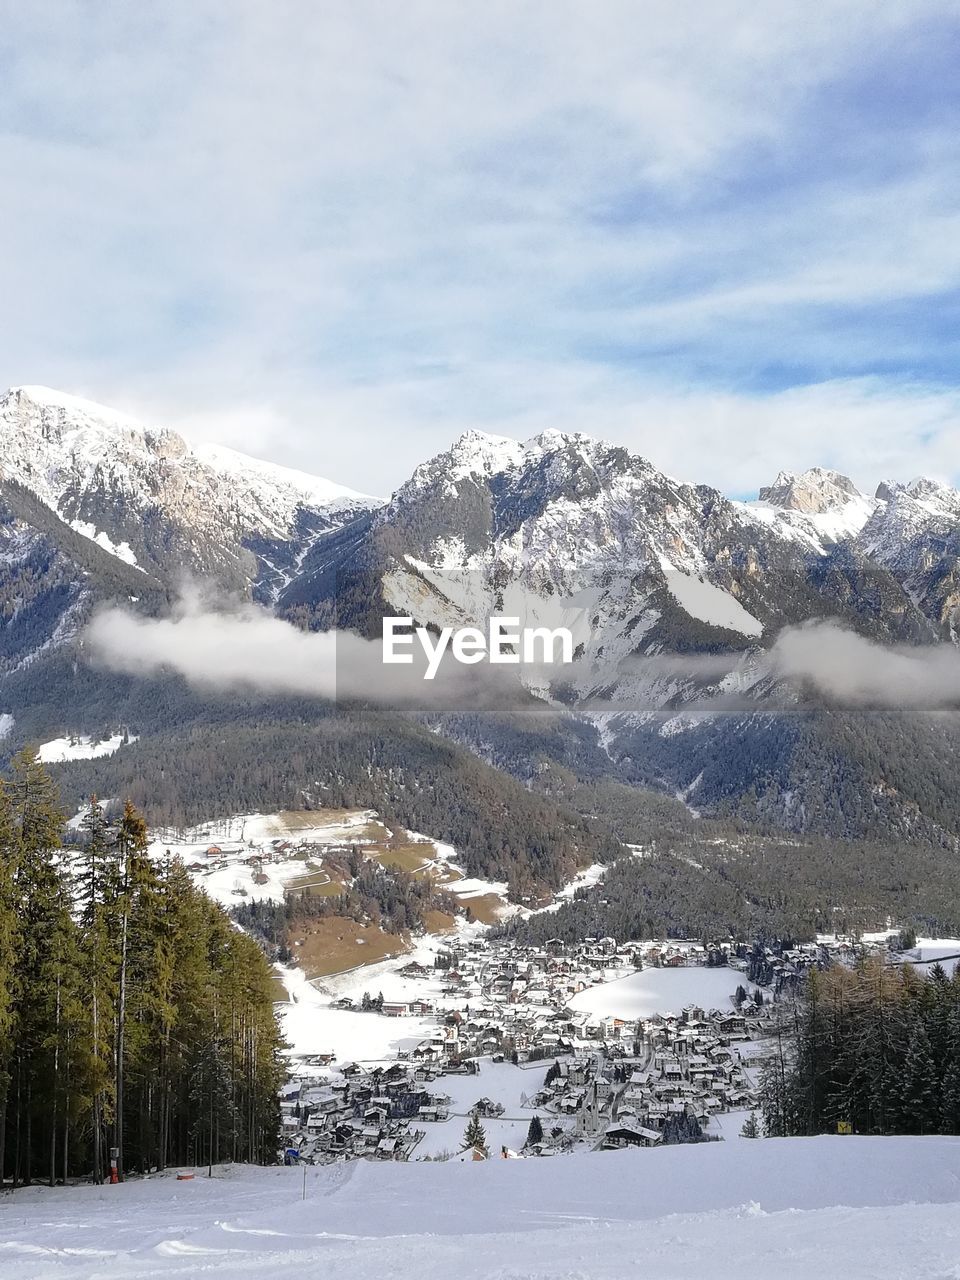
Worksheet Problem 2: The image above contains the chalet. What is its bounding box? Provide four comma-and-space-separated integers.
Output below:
601, 1124, 662, 1149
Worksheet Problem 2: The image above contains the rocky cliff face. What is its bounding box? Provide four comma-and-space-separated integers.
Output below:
285, 426, 960, 691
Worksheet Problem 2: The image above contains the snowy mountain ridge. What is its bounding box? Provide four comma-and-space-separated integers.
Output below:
0, 385, 379, 560
294, 422, 960, 708
4, 386, 960, 852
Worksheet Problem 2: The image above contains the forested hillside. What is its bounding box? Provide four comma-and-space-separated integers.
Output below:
0, 752, 283, 1187
503, 830, 960, 947
234, 850, 460, 962
45, 706, 623, 896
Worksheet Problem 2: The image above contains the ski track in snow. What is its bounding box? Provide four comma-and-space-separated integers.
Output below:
2, 1137, 960, 1278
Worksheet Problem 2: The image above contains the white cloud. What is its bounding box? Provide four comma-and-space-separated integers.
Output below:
2, 1, 960, 495
770, 621, 960, 709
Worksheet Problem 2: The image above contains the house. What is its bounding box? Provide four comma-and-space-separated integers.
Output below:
601, 1124, 662, 1149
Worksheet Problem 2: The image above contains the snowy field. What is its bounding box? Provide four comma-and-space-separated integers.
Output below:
3, 1137, 960, 1278
412, 1059, 551, 1158
37, 732, 136, 763
908, 937, 960, 972
276, 964, 438, 1064
568, 965, 748, 1019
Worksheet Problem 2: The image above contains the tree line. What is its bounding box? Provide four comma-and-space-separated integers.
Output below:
0, 750, 284, 1187
501, 826, 960, 950
761, 957, 960, 1137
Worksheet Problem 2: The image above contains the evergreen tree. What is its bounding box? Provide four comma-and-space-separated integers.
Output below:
463, 1114, 488, 1156
900, 1023, 938, 1134
0, 758, 283, 1183
761, 957, 960, 1139
525, 1115, 544, 1146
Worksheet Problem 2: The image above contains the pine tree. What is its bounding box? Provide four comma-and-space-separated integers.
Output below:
900, 1023, 938, 1135
74, 795, 120, 1183
0, 781, 20, 1184
1, 749, 74, 1185
0, 758, 283, 1183
525, 1115, 544, 1146
740, 1112, 760, 1138
110, 801, 152, 1181
463, 1114, 488, 1156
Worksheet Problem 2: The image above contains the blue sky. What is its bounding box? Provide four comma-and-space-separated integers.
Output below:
2, 1, 960, 497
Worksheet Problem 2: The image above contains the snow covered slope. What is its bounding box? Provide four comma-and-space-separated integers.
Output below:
3, 1136, 960, 1278
36, 732, 136, 763
0, 385, 380, 596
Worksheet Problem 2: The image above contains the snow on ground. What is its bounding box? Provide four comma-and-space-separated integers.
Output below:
527, 862, 607, 916
660, 560, 764, 637
708, 1106, 755, 1141
144, 810, 383, 910
568, 965, 749, 1019
277, 963, 438, 1065
3, 1137, 960, 1278
37, 732, 137, 763
151, 809, 379, 851
68, 517, 141, 567
898, 938, 960, 976
910, 937, 960, 967
413, 1059, 552, 1158
275, 922, 495, 1066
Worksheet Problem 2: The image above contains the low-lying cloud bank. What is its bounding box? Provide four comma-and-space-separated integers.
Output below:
769, 620, 960, 709
84, 596, 551, 712
85, 597, 960, 714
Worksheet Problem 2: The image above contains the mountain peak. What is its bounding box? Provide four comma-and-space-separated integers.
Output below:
0, 385, 380, 593
7, 383, 145, 427
872, 475, 960, 520
398, 430, 525, 500
523, 428, 596, 452
759, 467, 863, 514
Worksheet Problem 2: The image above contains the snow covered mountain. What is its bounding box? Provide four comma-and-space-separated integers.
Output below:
272, 426, 960, 844
4, 389, 960, 849
285, 426, 960, 695
0, 386, 381, 674
0, 385, 379, 591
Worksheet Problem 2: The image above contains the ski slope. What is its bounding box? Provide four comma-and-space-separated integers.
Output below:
2, 1136, 960, 1278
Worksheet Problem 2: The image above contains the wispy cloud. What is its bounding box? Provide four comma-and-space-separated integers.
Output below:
3, 1, 960, 495
86, 591, 960, 716
769, 621, 960, 709
84, 589, 552, 713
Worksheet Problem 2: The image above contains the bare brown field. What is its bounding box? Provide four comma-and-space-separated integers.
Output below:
289, 917, 408, 978
423, 909, 457, 935
285, 865, 345, 897
274, 808, 358, 830
371, 842, 438, 875
460, 893, 506, 925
